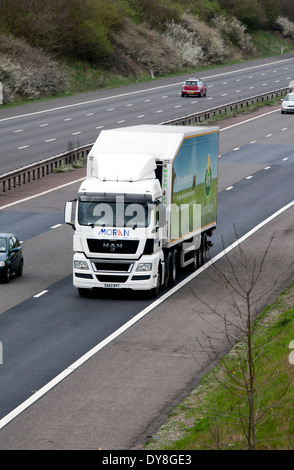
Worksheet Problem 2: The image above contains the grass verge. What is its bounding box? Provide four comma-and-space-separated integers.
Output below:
145, 282, 294, 450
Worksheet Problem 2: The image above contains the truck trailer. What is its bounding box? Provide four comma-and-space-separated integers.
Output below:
65, 124, 219, 297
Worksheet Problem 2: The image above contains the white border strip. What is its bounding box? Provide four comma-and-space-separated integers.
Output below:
0, 198, 293, 430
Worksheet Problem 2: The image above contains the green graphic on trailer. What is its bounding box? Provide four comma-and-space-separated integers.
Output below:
204, 155, 212, 198
171, 132, 218, 239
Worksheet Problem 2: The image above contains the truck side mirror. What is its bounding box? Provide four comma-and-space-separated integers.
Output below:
157, 202, 166, 228
65, 201, 76, 228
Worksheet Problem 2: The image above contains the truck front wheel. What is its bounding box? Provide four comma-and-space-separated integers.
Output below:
200, 234, 208, 265
78, 287, 92, 297
150, 266, 161, 298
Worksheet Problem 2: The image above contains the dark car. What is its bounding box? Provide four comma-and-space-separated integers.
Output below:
181, 78, 207, 97
0, 233, 23, 283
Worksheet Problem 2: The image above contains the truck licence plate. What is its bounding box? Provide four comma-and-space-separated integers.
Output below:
104, 283, 120, 288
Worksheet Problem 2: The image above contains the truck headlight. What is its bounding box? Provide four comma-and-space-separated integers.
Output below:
136, 263, 152, 272
74, 260, 89, 270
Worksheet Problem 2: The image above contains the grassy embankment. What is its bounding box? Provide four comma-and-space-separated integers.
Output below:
145, 282, 294, 450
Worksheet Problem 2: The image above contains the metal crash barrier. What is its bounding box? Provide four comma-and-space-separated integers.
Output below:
0, 87, 290, 193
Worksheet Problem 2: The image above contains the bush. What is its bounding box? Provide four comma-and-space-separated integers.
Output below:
0, 34, 67, 103
112, 19, 182, 76
181, 13, 227, 63
162, 20, 204, 67
276, 16, 294, 41
0, 0, 127, 64
127, 0, 183, 29
211, 15, 255, 53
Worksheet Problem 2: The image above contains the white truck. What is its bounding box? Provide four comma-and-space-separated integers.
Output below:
65, 124, 219, 297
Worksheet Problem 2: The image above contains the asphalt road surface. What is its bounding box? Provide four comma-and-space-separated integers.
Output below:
0, 101, 293, 449
0, 52, 293, 174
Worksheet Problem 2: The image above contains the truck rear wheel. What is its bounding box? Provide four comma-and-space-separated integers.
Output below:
164, 252, 172, 288
188, 247, 200, 272
200, 233, 207, 266
170, 249, 178, 285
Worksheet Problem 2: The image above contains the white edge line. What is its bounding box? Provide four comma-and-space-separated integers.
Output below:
33, 290, 48, 298
0, 198, 293, 430
0, 177, 86, 211
220, 107, 280, 131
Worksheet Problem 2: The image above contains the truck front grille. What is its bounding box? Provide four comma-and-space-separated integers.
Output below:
87, 238, 139, 254
91, 261, 133, 272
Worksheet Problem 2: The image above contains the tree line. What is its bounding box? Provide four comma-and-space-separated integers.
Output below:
0, 0, 293, 64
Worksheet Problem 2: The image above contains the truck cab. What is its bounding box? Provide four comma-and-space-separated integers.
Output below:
65, 124, 219, 297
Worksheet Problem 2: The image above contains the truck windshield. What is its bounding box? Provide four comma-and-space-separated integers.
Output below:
78, 201, 150, 228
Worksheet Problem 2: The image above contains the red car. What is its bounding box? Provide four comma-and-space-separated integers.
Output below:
181, 78, 207, 97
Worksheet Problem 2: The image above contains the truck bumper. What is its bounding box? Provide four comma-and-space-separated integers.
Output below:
73, 252, 162, 291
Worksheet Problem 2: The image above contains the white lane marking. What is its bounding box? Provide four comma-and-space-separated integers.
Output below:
51, 224, 62, 229
72, 131, 81, 135
33, 290, 48, 298
264, 166, 271, 170
1, 57, 292, 123
246, 175, 253, 179
45, 138, 56, 142
1, 199, 293, 430
1, 107, 283, 213
17, 145, 29, 150
226, 186, 234, 190
14, 129, 23, 133
39, 124, 48, 127
64, 118, 72, 121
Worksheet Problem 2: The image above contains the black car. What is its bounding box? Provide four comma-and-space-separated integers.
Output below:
0, 233, 24, 283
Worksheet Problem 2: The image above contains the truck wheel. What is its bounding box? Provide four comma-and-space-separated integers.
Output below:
78, 288, 92, 297
200, 234, 207, 265
150, 266, 161, 298
170, 249, 178, 285
164, 252, 172, 288
188, 248, 200, 272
